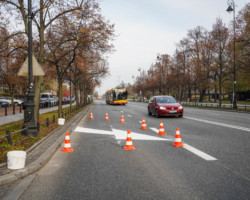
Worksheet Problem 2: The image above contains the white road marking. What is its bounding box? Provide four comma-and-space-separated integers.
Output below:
113, 128, 170, 141
74, 126, 170, 141
74, 127, 113, 135
184, 116, 250, 132
139, 121, 142, 123
127, 115, 132, 117
151, 127, 217, 161
74, 126, 217, 161
150, 128, 159, 133
183, 144, 217, 161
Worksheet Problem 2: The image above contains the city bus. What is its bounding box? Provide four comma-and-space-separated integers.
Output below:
105, 88, 128, 105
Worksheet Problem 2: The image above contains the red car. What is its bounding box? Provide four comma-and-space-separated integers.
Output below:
148, 96, 183, 117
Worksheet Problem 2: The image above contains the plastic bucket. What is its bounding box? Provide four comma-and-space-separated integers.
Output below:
58, 118, 65, 125
7, 151, 26, 170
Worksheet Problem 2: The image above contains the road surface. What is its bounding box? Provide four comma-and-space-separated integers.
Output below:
8, 100, 250, 200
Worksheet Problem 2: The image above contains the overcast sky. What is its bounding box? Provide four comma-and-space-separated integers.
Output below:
96, 0, 248, 95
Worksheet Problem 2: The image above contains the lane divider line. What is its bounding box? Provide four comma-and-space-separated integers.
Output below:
151, 127, 217, 161
127, 115, 132, 117
184, 116, 250, 132
183, 144, 217, 161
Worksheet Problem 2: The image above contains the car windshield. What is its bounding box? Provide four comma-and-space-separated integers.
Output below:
157, 97, 176, 103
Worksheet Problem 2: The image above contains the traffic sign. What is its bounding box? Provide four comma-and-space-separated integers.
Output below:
17, 55, 45, 76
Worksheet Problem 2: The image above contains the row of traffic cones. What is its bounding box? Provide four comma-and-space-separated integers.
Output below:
61, 127, 184, 152
88, 112, 183, 150
124, 128, 184, 150
91, 112, 123, 123
90, 112, 181, 139
91, 112, 157, 131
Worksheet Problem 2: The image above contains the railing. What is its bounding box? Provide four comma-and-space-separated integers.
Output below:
0, 106, 79, 152
0, 104, 23, 117
0, 101, 74, 117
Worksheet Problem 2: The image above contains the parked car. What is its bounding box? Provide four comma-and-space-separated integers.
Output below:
47, 97, 56, 107
40, 98, 49, 108
0, 96, 23, 106
148, 96, 183, 117
0, 100, 10, 107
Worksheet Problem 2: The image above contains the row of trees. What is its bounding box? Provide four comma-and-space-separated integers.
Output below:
133, 4, 249, 105
0, 0, 115, 121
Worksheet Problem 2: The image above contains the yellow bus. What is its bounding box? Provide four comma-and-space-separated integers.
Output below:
105, 88, 128, 105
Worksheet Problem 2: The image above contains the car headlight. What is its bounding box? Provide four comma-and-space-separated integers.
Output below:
159, 106, 166, 110
178, 106, 183, 110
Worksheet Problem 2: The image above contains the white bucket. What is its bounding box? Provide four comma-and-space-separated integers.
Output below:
58, 118, 65, 125
7, 151, 26, 170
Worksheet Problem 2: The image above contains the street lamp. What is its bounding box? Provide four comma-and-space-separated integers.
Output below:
226, 0, 237, 109
22, 0, 38, 136
138, 68, 143, 101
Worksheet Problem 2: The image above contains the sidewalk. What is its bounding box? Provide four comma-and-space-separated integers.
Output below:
0, 103, 76, 126
0, 104, 91, 199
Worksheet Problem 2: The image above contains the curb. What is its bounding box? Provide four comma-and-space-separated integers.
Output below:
0, 104, 92, 186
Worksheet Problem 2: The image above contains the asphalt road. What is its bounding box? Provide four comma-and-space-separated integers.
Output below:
10, 100, 250, 200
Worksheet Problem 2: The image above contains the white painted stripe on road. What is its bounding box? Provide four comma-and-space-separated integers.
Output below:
184, 116, 250, 132
113, 128, 170, 141
74, 127, 170, 141
150, 128, 159, 133
183, 143, 217, 161
127, 115, 132, 117
151, 127, 216, 161
74, 127, 113, 135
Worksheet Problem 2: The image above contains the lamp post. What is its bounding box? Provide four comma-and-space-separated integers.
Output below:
22, 0, 38, 136
138, 68, 143, 101
226, 0, 237, 109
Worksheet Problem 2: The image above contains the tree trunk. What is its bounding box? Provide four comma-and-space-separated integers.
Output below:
80, 83, 84, 105
58, 78, 63, 114
34, 76, 43, 123
75, 81, 79, 108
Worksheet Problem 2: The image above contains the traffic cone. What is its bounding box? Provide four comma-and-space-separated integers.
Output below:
173, 128, 184, 147
158, 121, 166, 135
140, 117, 147, 130
61, 132, 74, 152
120, 113, 125, 124
90, 112, 94, 120
105, 112, 110, 121
124, 129, 135, 150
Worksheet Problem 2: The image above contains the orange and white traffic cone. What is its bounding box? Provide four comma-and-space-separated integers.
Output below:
173, 128, 184, 147
120, 113, 125, 123
140, 117, 147, 130
158, 121, 166, 135
61, 132, 74, 152
105, 112, 110, 121
124, 129, 135, 150
90, 112, 94, 120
